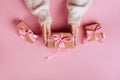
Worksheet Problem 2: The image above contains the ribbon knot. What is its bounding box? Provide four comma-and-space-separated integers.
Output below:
86, 25, 105, 41
19, 29, 38, 42
45, 33, 73, 60
49, 33, 74, 48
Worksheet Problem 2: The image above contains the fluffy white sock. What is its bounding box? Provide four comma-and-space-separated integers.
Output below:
24, 0, 92, 26
24, 0, 52, 26
67, 0, 93, 26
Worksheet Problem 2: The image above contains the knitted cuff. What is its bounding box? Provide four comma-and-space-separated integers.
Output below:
24, 0, 52, 26
67, 0, 93, 26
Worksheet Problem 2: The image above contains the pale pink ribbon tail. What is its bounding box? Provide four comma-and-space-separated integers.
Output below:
44, 48, 70, 60
44, 33, 73, 60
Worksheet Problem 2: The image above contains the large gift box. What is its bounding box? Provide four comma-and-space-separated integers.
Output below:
84, 23, 105, 42
16, 20, 38, 43
46, 32, 75, 48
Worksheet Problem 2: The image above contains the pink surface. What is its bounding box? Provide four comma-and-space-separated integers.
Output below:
0, 0, 120, 80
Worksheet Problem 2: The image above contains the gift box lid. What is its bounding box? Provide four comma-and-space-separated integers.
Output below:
46, 32, 75, 48
85, 23, 100, 31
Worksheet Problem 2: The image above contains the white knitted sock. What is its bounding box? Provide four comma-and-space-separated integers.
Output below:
24, 0, 92, 27
67, 0, 93, 26
24, 0, 52, 26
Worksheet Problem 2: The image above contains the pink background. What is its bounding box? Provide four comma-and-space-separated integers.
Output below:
0, 0, 120, 80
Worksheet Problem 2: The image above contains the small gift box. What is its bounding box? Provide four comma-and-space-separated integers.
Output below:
84, 23, 105, 42
46, 32, 75, 48
16, 20, 38, 43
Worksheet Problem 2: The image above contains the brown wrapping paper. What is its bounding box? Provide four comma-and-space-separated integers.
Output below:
16, 20, 37, 43
46, 33, 75, 48
84, 23, 105, 42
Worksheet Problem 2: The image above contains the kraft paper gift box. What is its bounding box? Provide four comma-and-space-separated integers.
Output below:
46, 32, 75, 48
16, 20, 38, 43
84, 23, 105, 42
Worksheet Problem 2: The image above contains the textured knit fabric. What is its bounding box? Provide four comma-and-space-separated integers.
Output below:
24, 0, 92, 26
67, 0, 93, 26
24, 0, 52, 26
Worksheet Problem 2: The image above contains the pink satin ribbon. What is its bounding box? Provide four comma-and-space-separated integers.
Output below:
45, 33, 74, 60
19, 29, 38, 42
17, 21, 38, 42
48, 33, 74, 48
44, 48, 70, 60
86, 25, 105, 42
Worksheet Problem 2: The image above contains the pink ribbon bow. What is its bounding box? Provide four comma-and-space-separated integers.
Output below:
49, 33, 74, 48
19, 29, 38, 42
86, 25, 105, 42
45, 33, 74, 60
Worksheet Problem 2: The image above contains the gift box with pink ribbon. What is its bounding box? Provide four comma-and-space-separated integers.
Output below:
84, 23, 105, 42
46, 33, 75, 48
16, 20, 38, 43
